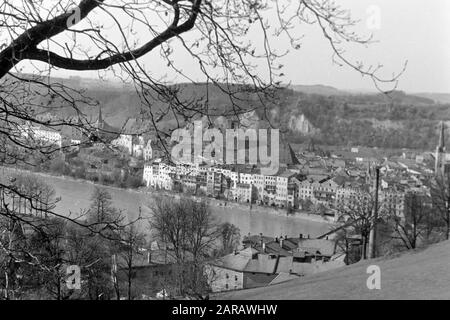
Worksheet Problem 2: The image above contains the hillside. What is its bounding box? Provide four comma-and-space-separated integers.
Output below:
218, 240, 450, 300
289, 84, 347, 96
415, 93, 450, 104
6, 74, 450, 150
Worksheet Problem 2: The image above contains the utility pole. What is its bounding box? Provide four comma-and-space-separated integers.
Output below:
369, 166, 380, 259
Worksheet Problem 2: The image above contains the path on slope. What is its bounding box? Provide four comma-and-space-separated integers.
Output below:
219, 240, 450, 300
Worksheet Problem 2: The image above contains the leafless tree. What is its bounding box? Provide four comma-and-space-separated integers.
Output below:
430, 174, 450, 240
217, 222, 240, 255
388, 193, 439, 250
26, 218, 69, 300
116, 223, 146, 300
87, 187, 121, 226
0, 174, 60, 297
149, 195, 217, 298
335, 192, 386, 260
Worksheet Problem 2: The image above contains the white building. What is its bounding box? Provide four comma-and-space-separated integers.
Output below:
26, 125, 62, 148
143, 139, 153, 161
112, 134, 133, 154
275, 171, 295, 207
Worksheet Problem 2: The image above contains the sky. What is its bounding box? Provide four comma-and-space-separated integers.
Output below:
285, 0, 450, 93
259, 0, 450, 93
13, 0, 450, 93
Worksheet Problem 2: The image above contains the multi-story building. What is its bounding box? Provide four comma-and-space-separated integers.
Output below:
112, 134, 133, 154
263, 175, 277, 206
143, 161, 174, 190
233, 183, 252, 203
252, 173, 266, 203
19, 123, 63, 148
379, 188, 406, 218
143, 162, 160, 188
207, 171, 225, 197
34, 127, 62, 148
143, 139, 153, 161
275, 171, 296, 208
141, 154, 411, 216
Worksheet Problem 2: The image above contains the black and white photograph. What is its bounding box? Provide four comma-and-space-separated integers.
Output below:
0, 0, 449, 308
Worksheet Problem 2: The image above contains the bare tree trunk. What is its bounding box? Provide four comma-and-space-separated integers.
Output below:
361, 236, 367, 261
127, 263, 132, 300
446, 220, 450, 241
345, 239, 349, 265
4, 272, 9, 300
57, 277, 61, 300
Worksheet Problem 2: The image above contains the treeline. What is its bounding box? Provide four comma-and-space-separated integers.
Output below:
23, 150, 143, 190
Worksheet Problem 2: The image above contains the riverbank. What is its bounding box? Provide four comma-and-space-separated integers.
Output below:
211, 200, 335, 224
1, 166, 333, 238
1, 166, 335, 226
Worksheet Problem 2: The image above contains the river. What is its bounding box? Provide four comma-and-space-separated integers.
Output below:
1, 167, 332, 239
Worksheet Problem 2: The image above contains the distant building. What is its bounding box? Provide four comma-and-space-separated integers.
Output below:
207, 235, 345, 293
33, 126, 62, 148
18, 122, 62, 148
143, 139, 153, 161
112, 134, 133, 154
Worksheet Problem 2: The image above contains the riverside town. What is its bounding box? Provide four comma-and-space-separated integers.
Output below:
0, 0, 449, 309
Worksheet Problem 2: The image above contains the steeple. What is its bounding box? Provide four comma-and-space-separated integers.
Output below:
438, 121, 445, 152
98, 106, 103, 124
435, 121, 446, 175
96, 106, 103, 130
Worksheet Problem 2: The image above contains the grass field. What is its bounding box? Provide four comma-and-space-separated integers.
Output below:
218, 240, 450, 300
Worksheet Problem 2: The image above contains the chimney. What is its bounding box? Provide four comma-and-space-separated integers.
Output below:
147, 250, 151, 264
262, 242, 266, 253
280, 236, 284, 249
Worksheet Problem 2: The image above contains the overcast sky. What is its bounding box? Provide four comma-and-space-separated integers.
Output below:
287, 0, 450, 93
17, 0, 450, 93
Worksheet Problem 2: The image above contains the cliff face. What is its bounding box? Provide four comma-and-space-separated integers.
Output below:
288, 114, 318, 135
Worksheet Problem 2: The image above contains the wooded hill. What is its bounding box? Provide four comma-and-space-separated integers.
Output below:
9, 74, 450, 150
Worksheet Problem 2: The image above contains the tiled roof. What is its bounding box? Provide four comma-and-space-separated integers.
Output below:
269, 272, 300, 285
244, 255, 277, 274
294, 239, 336, 256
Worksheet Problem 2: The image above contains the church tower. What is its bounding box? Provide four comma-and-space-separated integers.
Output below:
96, 106, 104, 131
435, 121, 446, 175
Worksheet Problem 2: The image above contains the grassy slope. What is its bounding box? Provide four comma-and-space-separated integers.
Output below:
218, 240, 450, 300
